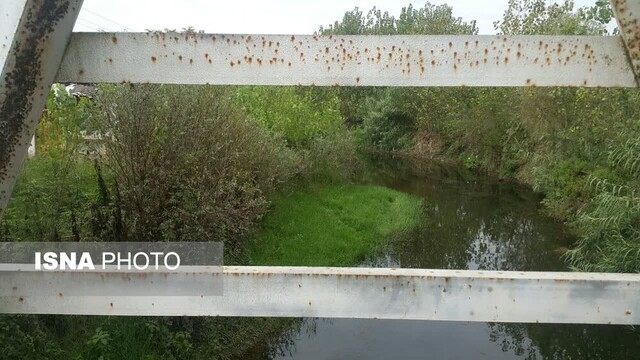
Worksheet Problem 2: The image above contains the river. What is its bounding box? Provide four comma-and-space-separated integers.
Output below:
249, 155, 640, 359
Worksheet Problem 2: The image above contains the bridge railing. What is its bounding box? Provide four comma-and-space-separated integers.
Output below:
1, 0, 639, 324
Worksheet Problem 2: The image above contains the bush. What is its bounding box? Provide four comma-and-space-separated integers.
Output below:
531, 158, 593, 219
0, 316, 62, 359
299, 134, 361, 183
359, 90, 415, 152
236, 86, 343, 147
1, 86, 101, 243
0, 158, 99, 242
567, 138, 640, 272
91, 85, 296, 252
37, 84, 92, 157
236, 86, 360, 183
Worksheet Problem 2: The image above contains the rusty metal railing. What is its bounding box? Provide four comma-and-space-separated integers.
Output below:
1, 0, 639, 324
56, 33, 635, 87
2, 265, 639, 324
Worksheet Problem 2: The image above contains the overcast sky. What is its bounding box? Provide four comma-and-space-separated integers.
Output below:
73, 0, 606, 35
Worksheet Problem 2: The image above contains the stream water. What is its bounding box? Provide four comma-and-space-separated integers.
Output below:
251, 155, 640, 359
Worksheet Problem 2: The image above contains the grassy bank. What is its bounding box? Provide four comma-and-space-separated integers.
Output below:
247, 184, 423, 266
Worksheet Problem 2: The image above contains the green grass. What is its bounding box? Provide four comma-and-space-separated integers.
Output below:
247, 184, 423, 266
1, 157, 102, 242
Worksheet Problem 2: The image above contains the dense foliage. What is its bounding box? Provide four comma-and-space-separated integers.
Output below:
0, 86, 98, 242
90, 85, 298, 252
235, 86, 359, 182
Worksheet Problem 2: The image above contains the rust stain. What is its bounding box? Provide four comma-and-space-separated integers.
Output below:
611, 0, 640, 84
0, 0, 75, 191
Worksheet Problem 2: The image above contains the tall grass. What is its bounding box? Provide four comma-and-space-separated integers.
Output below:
567, 138, 640, 272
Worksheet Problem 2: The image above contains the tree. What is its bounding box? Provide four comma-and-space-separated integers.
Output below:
319, 3, 477, 132
320, 3, 478, 36
495, 0, 611, 35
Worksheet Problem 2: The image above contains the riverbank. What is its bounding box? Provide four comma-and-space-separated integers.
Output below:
0, 182, 422, 359
225, 183, 423, 359
247, 184, 423, 266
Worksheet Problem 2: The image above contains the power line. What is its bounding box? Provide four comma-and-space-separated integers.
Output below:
75, 19, 108, 32
77, 17, 113, 32
82, 7, 131, 31
74, 19, 101, 30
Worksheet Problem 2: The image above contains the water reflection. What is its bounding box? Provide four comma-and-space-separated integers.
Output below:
368, 153, 572, 271
249, 155, 640, 360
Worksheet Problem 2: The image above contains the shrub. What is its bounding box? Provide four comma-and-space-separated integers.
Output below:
37, 84, 92, 157
236, 86, 359, 183
0, 158, 98, 242
91, 85, 296, 252
359, 90, 415, 152
531, 158, 592, 219
236, 86, 343, 147
299, 133, 361, 183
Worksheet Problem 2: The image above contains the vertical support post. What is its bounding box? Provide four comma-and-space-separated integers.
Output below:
0, 0, 83, 216
611, 0, 640, 86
